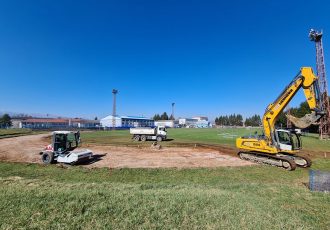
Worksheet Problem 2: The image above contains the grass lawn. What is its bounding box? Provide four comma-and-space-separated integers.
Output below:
82, 128, 330, 153
0, 128, 35, 139
0, 160, 330, 229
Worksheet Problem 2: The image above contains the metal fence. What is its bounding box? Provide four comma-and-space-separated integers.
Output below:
309, 170, 330, 192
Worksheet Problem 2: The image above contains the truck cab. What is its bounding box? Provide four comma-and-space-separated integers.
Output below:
157, 126, 167, 137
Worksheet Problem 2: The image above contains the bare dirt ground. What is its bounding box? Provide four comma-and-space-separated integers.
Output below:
0, 134, 253, 168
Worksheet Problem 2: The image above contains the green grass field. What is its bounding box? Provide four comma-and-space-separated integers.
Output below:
1, 128, 330, 229
0, 128, 34, 139
0, 161, 330, 229
82, 128, 330, 153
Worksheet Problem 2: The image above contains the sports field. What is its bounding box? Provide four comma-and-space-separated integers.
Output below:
0, 128, 329, 229
81, 128, 330, 153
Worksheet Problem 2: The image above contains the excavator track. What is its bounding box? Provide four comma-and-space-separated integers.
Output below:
277, 154, 312, 168
238, 151, 297, 171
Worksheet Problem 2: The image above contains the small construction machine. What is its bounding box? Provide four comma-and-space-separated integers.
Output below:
40, 131, 93, 165
236, 67, 325, 170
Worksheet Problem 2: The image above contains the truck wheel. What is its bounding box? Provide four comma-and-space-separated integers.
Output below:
156, 136, 163, 142
133, 135, 140, 141
140, 135, 147, 142
42, 152, 54, 164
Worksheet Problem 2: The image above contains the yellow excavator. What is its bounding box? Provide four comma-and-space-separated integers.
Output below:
236, 67, 325, 170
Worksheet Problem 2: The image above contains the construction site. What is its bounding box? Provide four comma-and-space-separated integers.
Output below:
0, 2, 330, 229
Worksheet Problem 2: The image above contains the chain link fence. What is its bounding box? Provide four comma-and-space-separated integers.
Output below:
309, 170, 330, 192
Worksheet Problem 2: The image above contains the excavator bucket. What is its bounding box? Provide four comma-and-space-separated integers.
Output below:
286, 111, 322, 129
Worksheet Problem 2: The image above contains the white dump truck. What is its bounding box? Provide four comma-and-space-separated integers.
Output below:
130, 126, 167, 142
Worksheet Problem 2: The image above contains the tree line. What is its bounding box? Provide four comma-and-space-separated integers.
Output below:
152, 112, 174, 121
215, 114, 261, 127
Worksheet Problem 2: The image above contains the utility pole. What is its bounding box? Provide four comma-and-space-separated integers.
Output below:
112, 89, 118, 130
309, 29, 330, 139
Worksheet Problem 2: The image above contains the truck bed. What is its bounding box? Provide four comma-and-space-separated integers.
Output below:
130, 127, 156, 135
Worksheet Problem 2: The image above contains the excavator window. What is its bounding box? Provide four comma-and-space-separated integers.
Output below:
290, 132, 302, 150
277, 131, 291, 145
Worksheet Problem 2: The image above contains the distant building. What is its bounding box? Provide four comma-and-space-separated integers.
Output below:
179, 118, 198, 126
70, 119, 100, 128
179, 116, 210, 128
17, 118, 100, 129
100, 115, 154, 128
154, 120, 178, 128
192, 116, 208, 121
11, 118, 23, 128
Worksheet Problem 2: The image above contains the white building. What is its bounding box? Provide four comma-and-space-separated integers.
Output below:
154, 120, 178, 128
179, 116, 210, 128
192, 116, 208, 121
100, 115, 154, 128
179, 118, 198, 126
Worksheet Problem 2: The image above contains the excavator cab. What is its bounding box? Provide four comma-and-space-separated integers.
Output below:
275, 129, 301, 151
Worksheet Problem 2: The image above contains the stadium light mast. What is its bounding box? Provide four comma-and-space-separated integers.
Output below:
309, 29, 330, 139
171, 102, 175, 120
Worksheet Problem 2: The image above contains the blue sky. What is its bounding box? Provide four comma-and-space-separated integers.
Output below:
0, 0, 329, 120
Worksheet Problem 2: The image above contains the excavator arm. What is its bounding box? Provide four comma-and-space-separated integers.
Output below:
262, 67, 323, 142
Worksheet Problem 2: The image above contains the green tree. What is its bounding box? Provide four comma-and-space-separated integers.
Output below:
160, 112, 169, 120
275, 112, 287, 128
153, 114, 161, 121
245, 114, 261, 127
0, 114, 12, 128
216, 114, 243, 126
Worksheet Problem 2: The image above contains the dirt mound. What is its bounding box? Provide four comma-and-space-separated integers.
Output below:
0, 134, 253, 168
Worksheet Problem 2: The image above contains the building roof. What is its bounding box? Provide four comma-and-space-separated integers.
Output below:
23, 118, 68, 123
121, 116, 153, 120
70, 118, 100, 123
101, 115, 153, 121
22, 118, 99, 124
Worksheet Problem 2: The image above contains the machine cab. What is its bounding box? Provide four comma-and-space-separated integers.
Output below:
275, 129, 302, 151
52, 131, 80, 153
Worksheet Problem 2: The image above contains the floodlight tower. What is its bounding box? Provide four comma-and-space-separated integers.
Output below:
309, 29, 330, 139
171, 102, 175, 120
112, 89, 118, 130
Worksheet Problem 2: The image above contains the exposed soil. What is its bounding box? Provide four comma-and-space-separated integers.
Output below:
0, 134, 253, 168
